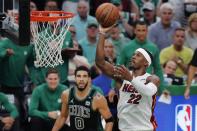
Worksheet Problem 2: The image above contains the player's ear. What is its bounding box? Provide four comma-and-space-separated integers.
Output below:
144, 60, 149, 68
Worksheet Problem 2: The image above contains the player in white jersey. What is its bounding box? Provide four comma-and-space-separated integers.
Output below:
95, 25, 160, 131
118, 71, 157, 131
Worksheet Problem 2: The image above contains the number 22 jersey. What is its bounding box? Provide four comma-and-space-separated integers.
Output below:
118, 72, 157, 131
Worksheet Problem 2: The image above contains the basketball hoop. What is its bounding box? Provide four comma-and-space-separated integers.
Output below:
30, 11, 74, 68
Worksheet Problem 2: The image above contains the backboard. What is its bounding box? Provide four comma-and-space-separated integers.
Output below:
0, 0, 30, 46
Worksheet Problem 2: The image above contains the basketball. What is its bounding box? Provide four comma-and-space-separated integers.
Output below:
95, 3, 120, 28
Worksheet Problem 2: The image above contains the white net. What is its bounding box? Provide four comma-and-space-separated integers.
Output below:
30, 11, 73, 68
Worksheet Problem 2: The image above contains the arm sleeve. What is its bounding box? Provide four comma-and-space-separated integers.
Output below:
1, 94, 19, 118
28, 89, 49, 119
130, 78, 157, 96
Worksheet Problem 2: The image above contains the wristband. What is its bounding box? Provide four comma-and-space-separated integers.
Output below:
105, 116, 114, 123
56, 111, 61, 116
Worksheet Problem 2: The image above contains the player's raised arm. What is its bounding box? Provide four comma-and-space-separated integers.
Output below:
96, 26, 116, 79
95, 3, 121, 79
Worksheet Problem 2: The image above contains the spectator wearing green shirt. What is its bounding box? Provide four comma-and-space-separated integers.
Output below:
0, 38, 33, 127
0, 92, 19, 131
29, 68, 69, 131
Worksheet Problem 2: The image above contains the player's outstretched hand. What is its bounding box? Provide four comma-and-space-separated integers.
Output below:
99, 24, 117, 34
114, 65, 133, 81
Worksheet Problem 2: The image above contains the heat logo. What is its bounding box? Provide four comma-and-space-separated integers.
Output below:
175, 104, 192, 131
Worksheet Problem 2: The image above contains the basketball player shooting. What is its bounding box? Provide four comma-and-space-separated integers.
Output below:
95, 24, 160, 130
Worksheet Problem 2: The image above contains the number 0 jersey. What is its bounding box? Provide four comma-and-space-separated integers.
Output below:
118, 72, 157, 131
68, 87, 103, 131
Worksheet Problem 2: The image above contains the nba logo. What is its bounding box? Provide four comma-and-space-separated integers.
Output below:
175, 104, 192, 131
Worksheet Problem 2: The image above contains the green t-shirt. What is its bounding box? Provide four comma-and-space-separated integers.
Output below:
0, 38, 33, 87
0, 93, 19, 118
28, 83, 68, 120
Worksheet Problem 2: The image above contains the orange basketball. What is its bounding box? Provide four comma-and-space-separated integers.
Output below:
95, 3, 120, 28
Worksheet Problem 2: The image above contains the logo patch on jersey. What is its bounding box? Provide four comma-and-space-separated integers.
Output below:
70, 99, 74, 104
140, 78, 146, 81
65, 41, 69, 46
24, 51, 27, 55
57, 98, 61, 103
175, 104, 192, 131
85, 101, 90, 106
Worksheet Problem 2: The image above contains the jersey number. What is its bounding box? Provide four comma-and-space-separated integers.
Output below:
75, 117, 84, 130
127, 94, 142, 104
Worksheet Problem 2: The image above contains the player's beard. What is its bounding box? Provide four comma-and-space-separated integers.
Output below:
129, 65, 134, 70
77, 82, 88, 92
129, 62, 135, 70
129, 61, 139, 71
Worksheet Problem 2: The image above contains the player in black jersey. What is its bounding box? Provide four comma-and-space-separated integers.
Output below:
52, 66, 113, 131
